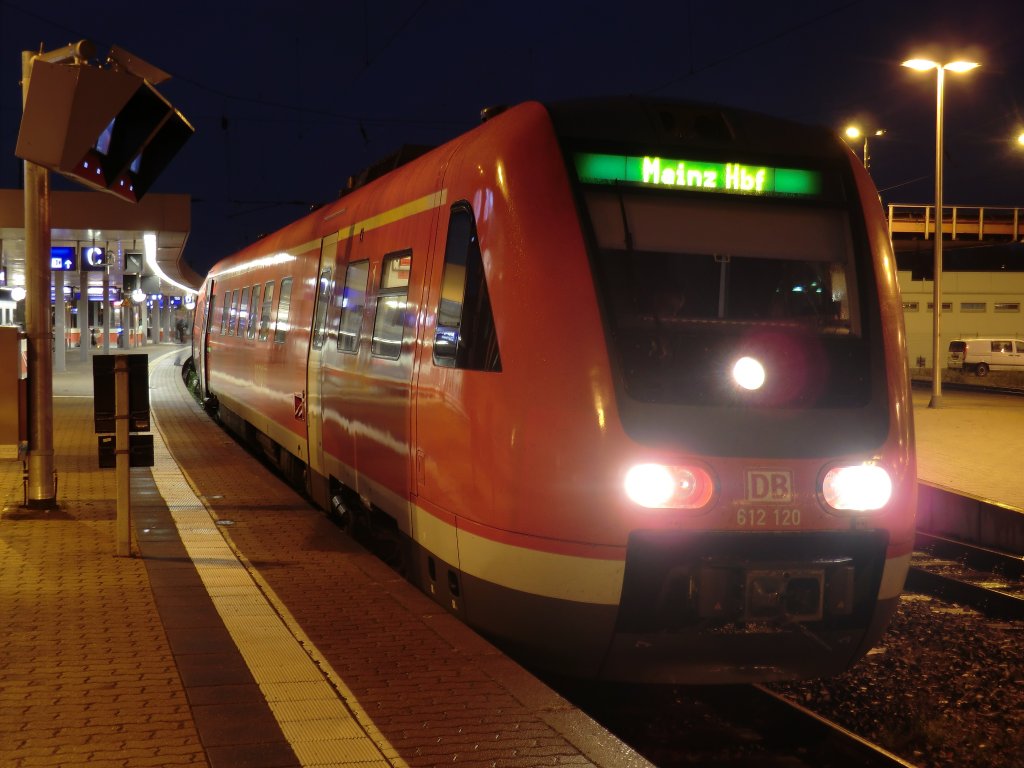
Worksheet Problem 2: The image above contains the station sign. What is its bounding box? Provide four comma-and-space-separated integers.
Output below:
81, 246, 107, 270
97, 433, 153, 468
92, 354, 150, 433
50, 245, 77, 271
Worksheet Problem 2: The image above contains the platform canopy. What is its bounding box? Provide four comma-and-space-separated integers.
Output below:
0, 187, 196, 302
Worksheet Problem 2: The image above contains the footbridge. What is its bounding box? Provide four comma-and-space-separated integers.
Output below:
888, 204, 1024, 249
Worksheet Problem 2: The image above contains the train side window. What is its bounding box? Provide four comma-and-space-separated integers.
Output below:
371, 250, 412, 359
219, 290, 230, 334
433, 203, 502, 371
247, 284, 261, 339
227, 289, 240, 335
208, 294, 218, 334
311, 268, 333, 350
337, 260, 369, 353
238, 286, 251, 336
273, 278, 293, 344
258, 281, 275, 341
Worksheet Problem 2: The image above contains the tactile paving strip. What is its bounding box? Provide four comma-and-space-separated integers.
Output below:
148, 386, 403, 768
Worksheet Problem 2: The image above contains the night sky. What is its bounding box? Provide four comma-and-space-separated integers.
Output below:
2, 0, 1023, 276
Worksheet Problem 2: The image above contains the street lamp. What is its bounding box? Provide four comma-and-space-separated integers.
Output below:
843, 125, 885, 169
901, 57, 980, 408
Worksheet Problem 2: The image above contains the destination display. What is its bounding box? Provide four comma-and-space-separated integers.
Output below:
574, 153, 823, 197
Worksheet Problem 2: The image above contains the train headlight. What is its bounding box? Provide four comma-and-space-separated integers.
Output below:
732, 356, 766, 390
624, 463, 714, 510
821, 464, 893, 512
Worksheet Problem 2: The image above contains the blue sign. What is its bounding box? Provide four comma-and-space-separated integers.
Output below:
50, 246, 77, 271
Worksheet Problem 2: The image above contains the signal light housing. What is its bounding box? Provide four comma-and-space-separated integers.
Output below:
15, 57, 193, 203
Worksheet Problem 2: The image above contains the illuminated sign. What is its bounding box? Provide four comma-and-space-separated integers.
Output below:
574, 153, 822, 197
86, 286, 121, 301
82, 246, 107, 270
51, 246, 77, 271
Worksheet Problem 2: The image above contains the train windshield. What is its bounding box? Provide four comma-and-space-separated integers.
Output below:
580, 185, 874, 407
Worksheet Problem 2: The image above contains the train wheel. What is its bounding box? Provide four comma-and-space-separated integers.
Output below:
329, 489, 354, 532
975, 363, 989, 377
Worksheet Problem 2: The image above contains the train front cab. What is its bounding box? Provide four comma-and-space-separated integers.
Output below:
533, 101, 918, 682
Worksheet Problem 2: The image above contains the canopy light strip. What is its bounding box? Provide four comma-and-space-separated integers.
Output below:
574, 153, 822, 197
145, 232, 196, 296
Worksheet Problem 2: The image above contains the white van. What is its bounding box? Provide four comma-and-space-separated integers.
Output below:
947, 338, 1024, 376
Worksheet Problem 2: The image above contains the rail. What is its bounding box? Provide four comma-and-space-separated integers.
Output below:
888, 203, 1024, 241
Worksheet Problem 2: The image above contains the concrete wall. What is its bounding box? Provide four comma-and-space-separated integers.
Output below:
898, 271, 1024, 368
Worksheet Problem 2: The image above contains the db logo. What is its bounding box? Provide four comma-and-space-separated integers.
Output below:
745, 470, 793, 503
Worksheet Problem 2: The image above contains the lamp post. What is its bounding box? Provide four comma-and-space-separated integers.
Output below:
901, 58, 980, 408
843, 125, 885, 169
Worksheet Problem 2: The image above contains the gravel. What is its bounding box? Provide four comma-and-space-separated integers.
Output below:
768, 592, 1024, 768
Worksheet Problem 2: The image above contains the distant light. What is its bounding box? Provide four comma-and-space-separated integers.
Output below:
901, 58, 979, 73
10, 286, 26, 302
733, 356, 766, 390
944, 61, 980, 73
845, 126, 862, 139
905, 58, 937, 70
1017, 132, 1024, 146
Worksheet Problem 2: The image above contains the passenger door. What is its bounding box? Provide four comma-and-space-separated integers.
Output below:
353, 249, 418, 514
306, 235, 338, 480
195, 280, 216, 400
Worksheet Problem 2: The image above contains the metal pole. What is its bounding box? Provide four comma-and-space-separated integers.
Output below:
115, 356, 132, 556
153, 296, 163, 343
929, 67, 945, 408
54, 269, 66, 373
78, 271, 89, 362
102, 272, 111, 352
20, 41, 95, 508
22, 51, 56, 508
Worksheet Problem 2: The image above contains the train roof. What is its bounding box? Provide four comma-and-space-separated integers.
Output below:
543, 96, 841, 160
340, 97, 841, 198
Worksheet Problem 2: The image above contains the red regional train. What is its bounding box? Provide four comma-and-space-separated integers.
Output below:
186, 98, 917, 684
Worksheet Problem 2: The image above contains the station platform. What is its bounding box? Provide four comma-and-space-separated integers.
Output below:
2, 347, 1022, 768
0, 345, 653, 768
910, 383, 1024, 509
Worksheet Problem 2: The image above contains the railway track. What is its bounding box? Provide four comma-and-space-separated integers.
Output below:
911, 484, 1024, 619
908, 532, 1024, 619
545, 679, 917, 767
